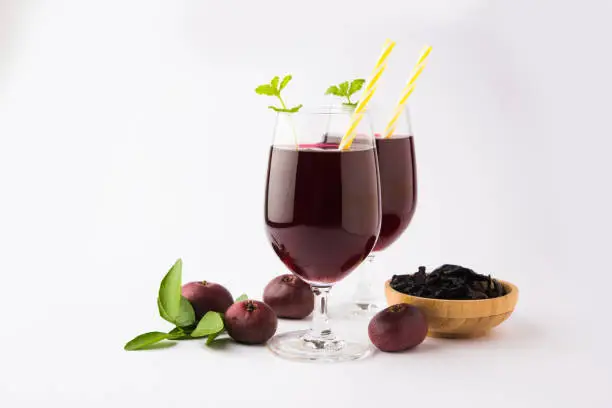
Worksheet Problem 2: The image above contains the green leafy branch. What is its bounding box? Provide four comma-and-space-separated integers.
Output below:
325, 78, 366, 108
124, 258, 247, 351
255, 75, 303, 113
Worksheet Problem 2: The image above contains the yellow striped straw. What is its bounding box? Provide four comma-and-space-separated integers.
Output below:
339, 40, 396, 150
383, 45, 432, 139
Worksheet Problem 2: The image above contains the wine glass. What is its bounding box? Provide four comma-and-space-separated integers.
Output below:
350, 105, 418, 314
264, 106, 381, 362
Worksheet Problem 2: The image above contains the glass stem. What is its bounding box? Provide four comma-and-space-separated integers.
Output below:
308, 286, 334, 340
353, 253, 380, 309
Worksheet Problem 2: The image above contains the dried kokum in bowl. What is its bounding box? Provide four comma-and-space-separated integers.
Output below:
390, 264, 506, 300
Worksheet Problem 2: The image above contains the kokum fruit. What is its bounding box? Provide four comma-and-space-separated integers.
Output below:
225, 300, 278, 344
368, 304, 428, 352
181, 281, 233, 320
263, 274, 314, 319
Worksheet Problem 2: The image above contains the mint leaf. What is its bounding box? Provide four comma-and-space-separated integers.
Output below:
174, 296, 195, 328
235, 294, 248, 302
325, 79, 366, 105
158, 259, 183, 323
255, 84, 277, 96
124, 332, 169, 351
270, 76, 280, 91
279, 75, 292, 91
286, 104, 302, 113
338, 81, 349, 96
348, 79, 365, 96
325, 85, 342, 96
268, 104, 303, 113
191, 311, 224, 338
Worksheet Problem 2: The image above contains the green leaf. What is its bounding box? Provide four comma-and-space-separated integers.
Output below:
167, 326, 194, 340
268, 104, 302, 113
286, 104, 303, 113
235, 294, 248, 302
174, 296, 195, 327
270, 76, 280, 91
338, 81, 349, 96
157, 296, 173, 324
348, 79, 365, 96
325, 85, 343, 96
191, 311, 224, 338
158, 259, 183, 323
124, 332, 169, 351
206, 331, 223, 346
167, 327, 186, 340
255, 84, 277, 96
257, 74, 300, 114
279, 75, 292, 91
326, 78, 366, 99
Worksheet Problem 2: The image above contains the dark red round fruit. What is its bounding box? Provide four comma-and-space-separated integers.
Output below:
368, 304, 428, 352
181, 281, 233, 320
263, 274, 314, 319
225, 300, 278, 345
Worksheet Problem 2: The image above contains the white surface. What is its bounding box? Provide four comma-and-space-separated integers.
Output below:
1, 0, 611, 407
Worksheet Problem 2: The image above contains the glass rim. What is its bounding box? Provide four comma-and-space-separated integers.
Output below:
275, 105, 368, 116
273, 104, 412, 116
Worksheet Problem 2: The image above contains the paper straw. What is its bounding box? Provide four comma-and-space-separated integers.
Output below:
383, 45, 432, 139
339, 40, 396, 150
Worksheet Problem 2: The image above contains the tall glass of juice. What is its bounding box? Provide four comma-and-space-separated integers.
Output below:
265, 106, 381, 362
350, 105, 417, 313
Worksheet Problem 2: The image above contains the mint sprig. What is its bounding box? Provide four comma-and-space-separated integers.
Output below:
255, 75, 303, 113
325, 78, 365, 108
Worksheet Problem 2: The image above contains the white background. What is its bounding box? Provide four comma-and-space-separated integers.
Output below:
1, 0, 611, 407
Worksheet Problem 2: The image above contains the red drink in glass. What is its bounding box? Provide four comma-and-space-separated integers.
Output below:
373, 135, 417, 251
265, 143, 380, 285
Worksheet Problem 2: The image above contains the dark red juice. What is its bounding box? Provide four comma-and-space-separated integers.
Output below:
373, 135, 417, 251
265, 144, 381, 286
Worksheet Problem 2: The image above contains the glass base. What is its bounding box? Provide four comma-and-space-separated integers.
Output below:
267, 330, 373, 363
352, 301, 381, 316
332, 301, 382, 320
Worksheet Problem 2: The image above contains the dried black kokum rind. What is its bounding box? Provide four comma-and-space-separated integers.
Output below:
390, 264, 507, 300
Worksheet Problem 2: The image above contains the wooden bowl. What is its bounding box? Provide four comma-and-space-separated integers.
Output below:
384, 280, 519, 338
